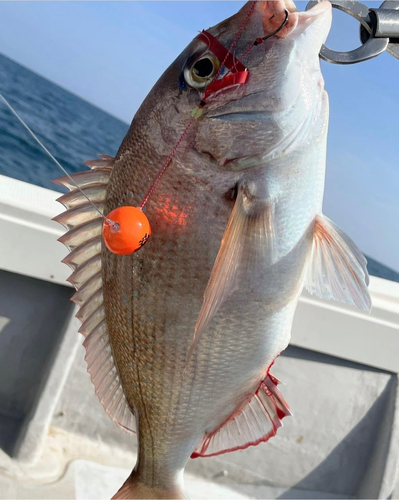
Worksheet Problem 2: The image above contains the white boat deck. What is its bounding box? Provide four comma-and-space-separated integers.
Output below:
0, 175, 398, 499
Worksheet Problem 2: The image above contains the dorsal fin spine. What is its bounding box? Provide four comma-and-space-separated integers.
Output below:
55, 156, 136, 434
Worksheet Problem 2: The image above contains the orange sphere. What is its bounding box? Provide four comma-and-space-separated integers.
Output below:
103, 207, 151, 255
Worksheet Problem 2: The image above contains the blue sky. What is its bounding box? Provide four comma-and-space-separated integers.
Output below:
0, 1, 398, 273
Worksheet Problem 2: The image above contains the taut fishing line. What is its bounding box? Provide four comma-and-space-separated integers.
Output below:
0, 92, 114, 225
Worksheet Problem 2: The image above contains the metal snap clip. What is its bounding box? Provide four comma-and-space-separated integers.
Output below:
306, 0, 392, 64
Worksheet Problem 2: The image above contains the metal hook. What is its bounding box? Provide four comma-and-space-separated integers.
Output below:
255, 9, 289, 45
265, 9, 290, 40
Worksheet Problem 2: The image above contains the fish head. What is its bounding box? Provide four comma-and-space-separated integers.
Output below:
188, 0, 333, 168
126, 1, 332, 172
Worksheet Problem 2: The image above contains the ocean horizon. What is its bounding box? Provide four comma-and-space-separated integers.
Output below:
0, 52, 129, 193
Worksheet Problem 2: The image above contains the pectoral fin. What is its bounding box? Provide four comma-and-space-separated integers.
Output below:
187, 184, 276, 360
305, 215, 371, 311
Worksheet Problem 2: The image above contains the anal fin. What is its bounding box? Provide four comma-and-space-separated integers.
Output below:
305, 215, 371, 311
192, 372, 291, 458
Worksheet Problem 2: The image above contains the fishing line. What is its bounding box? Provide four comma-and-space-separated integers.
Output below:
0, 92, 114, 225
140, 117, 196, 209
225, 9, 289, 79
140, 0, 258, 211
214, 0, 258, 81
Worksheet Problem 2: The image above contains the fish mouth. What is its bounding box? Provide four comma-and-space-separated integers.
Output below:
284, 0, 299, 13
259, 0, 332, 39
207, 109, 273, 121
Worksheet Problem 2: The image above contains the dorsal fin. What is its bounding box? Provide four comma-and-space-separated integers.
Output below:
54, 156, 136, 434
192, 372, 291, 458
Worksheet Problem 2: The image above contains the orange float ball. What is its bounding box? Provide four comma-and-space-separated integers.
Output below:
103, 206, 151, 255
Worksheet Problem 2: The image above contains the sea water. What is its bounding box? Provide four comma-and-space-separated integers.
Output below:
0, 52, 128, 193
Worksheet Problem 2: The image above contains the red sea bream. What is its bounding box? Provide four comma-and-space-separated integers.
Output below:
54, 1, 371, 498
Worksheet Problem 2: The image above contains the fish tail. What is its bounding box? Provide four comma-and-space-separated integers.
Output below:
111, 470, 185, 499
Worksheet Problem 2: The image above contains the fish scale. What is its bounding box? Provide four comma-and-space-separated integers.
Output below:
103, 163, 230, 398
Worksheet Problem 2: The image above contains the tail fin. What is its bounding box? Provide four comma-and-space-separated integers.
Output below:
112, 470, 185, 499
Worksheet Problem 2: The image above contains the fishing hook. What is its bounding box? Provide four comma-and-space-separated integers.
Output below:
254, 9, 289, 45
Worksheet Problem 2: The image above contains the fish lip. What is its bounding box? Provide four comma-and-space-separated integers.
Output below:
284, 0, 299, 13
287, 0, 332, 18
298, 1, 332, 18
259, 0, 332, 39
294, 1, 332, 42
295, 1, 333, 31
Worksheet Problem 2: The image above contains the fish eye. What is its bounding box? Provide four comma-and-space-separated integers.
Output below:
193, 58, 214, 78
183, 54, 220, 90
